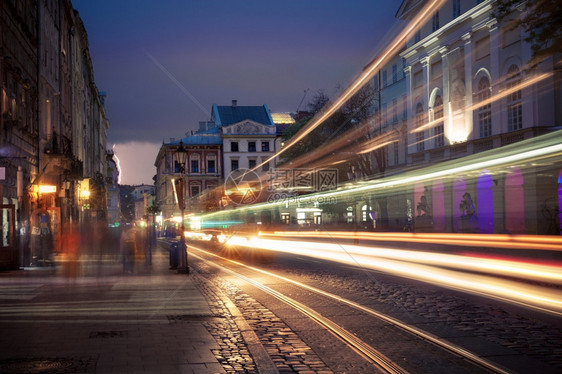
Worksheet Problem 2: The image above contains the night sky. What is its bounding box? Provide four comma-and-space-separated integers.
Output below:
71, 0, 400, 184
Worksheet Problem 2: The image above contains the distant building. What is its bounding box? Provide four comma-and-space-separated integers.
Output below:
154, 101, 285, 223
106, 152, 120, 226
213, 100, 277, 177
132, 185, 155, 222
154, 122, 222, 223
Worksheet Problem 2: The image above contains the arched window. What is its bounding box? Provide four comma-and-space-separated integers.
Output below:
477, 76, 492, 137
433, 96, 444, 148
506, 65, 522, 131
415, 103, 425, 152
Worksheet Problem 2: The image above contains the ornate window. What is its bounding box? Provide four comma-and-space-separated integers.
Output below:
477, 76, 492, 137
506, 65, 522, 131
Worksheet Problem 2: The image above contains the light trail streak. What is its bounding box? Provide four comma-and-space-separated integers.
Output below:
145, 50, 211, 118
358, 140, 395, 155
264, 231, 562, 252
251, 0, 448, 173
465, 72, 552, 115
409, 117, 444, 134
202, 130, 562, 217
224, 236, 562, 315
250, 234, 562, 282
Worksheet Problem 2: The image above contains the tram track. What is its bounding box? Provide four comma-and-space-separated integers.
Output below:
189, 244, 512, 374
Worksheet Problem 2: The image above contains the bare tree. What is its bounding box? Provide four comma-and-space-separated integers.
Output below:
494, 0, 562, 69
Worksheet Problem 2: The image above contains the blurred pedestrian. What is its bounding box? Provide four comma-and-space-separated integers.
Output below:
120, 224, 136, 273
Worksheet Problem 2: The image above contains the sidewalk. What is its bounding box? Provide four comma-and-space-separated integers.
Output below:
0, 241, 252, 373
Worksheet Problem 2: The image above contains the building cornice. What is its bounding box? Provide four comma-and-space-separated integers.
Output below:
401, 0, 495, 61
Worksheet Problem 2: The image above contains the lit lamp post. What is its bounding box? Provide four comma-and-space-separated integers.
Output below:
174, 140, 189, 274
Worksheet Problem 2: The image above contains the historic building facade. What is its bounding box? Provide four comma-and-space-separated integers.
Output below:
154, 101, 281, 227
360, 0, 562, 234
213, 101, 277, 178
0, 0, 110, 268
154, 121, 223, 228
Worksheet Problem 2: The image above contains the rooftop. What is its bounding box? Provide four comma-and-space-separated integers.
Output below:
212, 101, 274, 127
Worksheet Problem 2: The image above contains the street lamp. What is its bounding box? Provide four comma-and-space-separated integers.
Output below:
175, 140, 189, 274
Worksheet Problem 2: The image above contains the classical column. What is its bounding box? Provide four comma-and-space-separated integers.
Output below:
421, 56, 431, 109
404, 65, 413, 156
421, 56, 431, 152
488, 21, 501, 136
462, 33, 474, 140
519, 14, 535, 130
440, 47, 450, 144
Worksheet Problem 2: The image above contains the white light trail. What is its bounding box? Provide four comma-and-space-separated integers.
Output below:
225, 236, 562, 315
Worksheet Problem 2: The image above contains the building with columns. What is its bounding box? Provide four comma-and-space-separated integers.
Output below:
358, 0, 562, 234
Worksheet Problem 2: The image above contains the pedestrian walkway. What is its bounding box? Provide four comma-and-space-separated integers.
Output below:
0, 242, 228, 373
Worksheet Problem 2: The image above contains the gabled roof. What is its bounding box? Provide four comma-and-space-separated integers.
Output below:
212, 103, 275, 127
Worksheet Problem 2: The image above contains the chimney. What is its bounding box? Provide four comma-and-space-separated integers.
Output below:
232, 99, 237, 107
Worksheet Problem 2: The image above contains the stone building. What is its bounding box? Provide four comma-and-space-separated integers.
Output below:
0, 0, 110, 268
154, 101, 281, 227
154, 121, 223, 229
359, 0, 562, 234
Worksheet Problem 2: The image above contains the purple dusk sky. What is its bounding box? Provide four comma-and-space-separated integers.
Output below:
72, 0, 400, 184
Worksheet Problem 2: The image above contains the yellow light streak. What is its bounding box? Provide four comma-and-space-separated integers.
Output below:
468, 72, 552, 113
358, 140, 394, 154
264, 231, 562, 252
225, 235, 562, 314
247, 0, 448, 174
